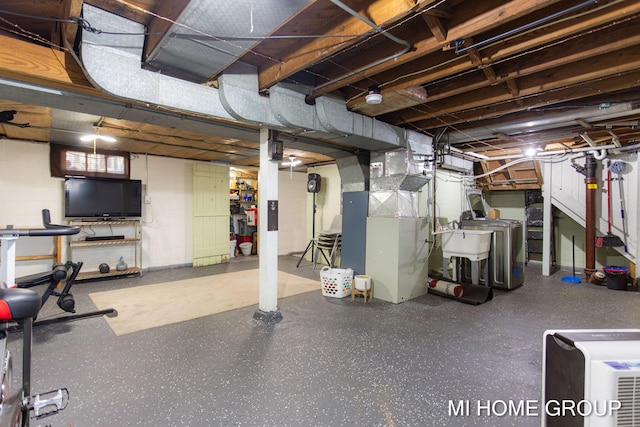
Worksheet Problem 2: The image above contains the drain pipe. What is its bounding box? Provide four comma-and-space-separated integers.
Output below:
431, 127, 448, 232
584, 154, 597, 278
307, 0, 412, 100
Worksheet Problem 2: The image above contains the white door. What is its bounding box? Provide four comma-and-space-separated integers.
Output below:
192, 164, 230, 266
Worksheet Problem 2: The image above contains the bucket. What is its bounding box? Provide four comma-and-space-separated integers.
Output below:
239, 242, 253, 256
603, 266, 629, 290
229, 240, 236, 258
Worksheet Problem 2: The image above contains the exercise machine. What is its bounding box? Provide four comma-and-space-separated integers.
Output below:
14, 259, 116, 330
0, 209, 111, 426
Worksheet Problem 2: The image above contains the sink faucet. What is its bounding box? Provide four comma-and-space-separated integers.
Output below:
449, 220, 460, 229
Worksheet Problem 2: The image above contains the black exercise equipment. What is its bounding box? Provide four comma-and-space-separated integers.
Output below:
12, 260, 116, 330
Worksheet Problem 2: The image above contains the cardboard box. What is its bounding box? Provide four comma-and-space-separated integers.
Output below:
488, 209, 500, 219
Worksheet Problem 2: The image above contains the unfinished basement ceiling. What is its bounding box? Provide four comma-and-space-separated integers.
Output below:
0, 0, 639, 172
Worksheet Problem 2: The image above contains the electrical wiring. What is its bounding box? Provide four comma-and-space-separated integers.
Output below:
349, 1, 638, 149
0, 7, 370, 70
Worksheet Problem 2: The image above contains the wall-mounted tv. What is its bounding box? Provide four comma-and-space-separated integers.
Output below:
64, 177, 142, 219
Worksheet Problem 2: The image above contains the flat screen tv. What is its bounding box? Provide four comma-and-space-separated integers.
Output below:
64, 177, 142, 219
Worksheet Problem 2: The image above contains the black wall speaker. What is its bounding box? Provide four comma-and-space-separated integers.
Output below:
307, 173, 321, 193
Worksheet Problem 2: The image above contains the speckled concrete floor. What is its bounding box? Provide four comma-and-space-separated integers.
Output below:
10, 256, 639, 427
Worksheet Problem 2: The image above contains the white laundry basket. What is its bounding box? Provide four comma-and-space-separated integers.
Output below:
320, 267, 352, 298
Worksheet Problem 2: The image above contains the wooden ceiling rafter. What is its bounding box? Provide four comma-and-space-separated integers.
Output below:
400, 64, 640, 131
248, 0, 420, 92
348, 1, 640, 113
2, 0, 640, 170
314, 0, 565, 103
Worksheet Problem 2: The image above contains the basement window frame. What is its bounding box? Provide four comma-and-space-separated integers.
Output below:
50, 143, 130, 179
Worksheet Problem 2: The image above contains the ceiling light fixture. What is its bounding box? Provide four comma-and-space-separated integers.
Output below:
80, 134, 116, 154
524, 146, 540, 157
365, 86, 383, 105
282, 156, 301, 179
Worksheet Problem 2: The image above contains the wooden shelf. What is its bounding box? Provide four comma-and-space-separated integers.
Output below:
70, 238, 141, 247
70, 220, 139, 226
69, 219, 142, 280
76, 266, 141, 281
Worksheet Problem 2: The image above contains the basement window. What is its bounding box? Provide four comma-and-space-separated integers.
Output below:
50, 144, 130, 179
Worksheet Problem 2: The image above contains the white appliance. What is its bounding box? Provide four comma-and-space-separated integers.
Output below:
542, 329, 640, 427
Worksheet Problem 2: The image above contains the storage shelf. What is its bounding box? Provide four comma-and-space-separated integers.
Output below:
76, 267, 141, 281
70, 238, 141, 247
70, 220, 138, 226
69, 219, 142, 280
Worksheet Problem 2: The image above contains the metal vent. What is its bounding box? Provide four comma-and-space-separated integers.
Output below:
617, 376, 640, 426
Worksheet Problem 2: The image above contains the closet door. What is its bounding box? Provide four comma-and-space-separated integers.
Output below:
193, 164, 230, 266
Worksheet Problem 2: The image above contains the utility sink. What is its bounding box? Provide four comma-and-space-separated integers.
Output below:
435, 229, 493, 261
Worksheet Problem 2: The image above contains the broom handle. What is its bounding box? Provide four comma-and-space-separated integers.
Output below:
617, 175, 628, 251
572, 235, 576, 277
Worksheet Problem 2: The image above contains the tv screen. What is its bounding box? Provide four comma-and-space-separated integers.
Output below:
64, 177, 142, 218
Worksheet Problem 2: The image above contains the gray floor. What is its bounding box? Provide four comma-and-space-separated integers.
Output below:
11, 256, 639, 427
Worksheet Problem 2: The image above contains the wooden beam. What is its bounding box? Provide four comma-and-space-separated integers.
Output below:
422, 14, 447, 42
386, 48, 640, 125
62, 0, 83, 50
256, 0, 419, 91
0, 35, 103, 97
143, 0, 191, 62
347, 1, 640, 110
410, 69, 640, 129
310, 0, 563, 99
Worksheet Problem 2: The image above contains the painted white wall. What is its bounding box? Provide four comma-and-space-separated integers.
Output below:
425, 168, 468, 274
1, 139, 310, 279
548, 154, 638, 271
0, 139, 65, 276
276, 170, 307, 255
131, 154, 194, 269
298, 164, 341, 265
307, 164, 342, 234
4, 135, 636, 280
433, 169, 468, 227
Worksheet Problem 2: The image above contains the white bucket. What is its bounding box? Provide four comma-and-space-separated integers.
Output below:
239, 242, 253, 256
229, 240, 236, 258
354, 275, 372, 291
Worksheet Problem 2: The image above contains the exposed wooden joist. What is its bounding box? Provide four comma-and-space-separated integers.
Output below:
411, 69, 640, 130
143, 0, 191, 62
254, 0, 419, 91
310, 0, 563, 100
422, 14, 447, 42
348, 1, 640, 111
0, 35, 103, 97
386, 46, 640, 126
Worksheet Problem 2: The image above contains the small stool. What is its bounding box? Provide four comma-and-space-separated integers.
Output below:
351, 275, 373, 303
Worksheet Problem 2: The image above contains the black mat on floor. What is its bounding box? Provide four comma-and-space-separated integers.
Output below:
427, 277, 493, 305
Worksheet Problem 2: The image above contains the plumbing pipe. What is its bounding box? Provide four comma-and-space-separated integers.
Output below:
455, 0, 598, 55
614, 142, 640, 153
465, 144, 618, 162
589, 149, 608, 160
308, 0, 412, 98
584, 155, 597, 278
